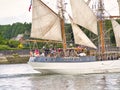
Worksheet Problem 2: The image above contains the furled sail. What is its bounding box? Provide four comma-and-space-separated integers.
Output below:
111, 20, 120, 47
31, 0, 62, 41
70, 0, 98, 35
71, 21, 97, 49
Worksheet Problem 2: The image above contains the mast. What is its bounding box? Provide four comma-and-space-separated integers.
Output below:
87, 0, 91, 5
117, 0, 120, 15
98, 0, 105, 54
58, 0, 67, 52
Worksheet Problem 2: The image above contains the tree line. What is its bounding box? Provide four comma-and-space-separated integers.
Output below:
0, 22, 31, 50
0, 20, 118, 50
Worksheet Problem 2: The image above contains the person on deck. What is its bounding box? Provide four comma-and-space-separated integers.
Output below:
30, 51, 34, 56
34, 49, 40, 56
41, 52, 45, 56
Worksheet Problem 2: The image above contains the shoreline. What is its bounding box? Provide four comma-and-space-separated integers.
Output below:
0, 55, 30, 64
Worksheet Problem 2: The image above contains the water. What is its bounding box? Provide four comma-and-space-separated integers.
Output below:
1, 64, 120, 90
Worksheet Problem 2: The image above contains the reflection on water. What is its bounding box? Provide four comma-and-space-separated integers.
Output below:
0, 64, 120, 90
0, 64, 39, 90
30, 74, 120, 90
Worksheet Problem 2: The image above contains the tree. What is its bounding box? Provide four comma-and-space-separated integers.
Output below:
8, 40, 20, 48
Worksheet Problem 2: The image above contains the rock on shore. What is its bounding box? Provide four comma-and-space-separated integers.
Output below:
0, 56, 29, 64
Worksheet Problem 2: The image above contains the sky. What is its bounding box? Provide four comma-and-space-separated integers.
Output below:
0, 0, 119, 25
0, 0, 32, 25
101, 0, 119, 16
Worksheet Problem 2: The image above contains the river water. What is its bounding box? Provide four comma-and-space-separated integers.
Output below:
0, 64, 120, 90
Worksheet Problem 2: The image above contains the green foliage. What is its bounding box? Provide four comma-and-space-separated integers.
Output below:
65, 24, 74, 46
0, 22, 31, 39
0, 19, 119, 50
0, 22, 31, 50
8, 40, 20, 48
105, 20, 115, 44
0, 45, 11, 50
0, 25, 12, 39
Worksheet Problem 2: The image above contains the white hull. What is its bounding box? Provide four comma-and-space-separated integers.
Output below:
28, 58, 120, 75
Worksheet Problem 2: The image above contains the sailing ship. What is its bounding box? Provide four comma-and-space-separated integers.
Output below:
28, 0, 120, 75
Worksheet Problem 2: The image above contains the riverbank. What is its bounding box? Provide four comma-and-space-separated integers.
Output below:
0, 55, 29, 64
0, 49, 30, 64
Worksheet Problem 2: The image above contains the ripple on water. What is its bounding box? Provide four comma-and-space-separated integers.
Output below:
1, 64, 120, 90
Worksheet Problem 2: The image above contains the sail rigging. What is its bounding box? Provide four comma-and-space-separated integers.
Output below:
111, 19, 120, 47
30, 0, 98, 49
70, 0, 98, 35
31, 0, 62, 41
30, 0, 120, 51
71, 21, 97, 49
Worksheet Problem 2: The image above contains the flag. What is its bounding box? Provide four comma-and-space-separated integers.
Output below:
29, 0, 32, 12
29, 4, 32, 12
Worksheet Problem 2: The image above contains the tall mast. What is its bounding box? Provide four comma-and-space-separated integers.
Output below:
117, 0, 120, 15
87, 0, 91, 5
98, 0, 105, 54
58, 0, 67, 52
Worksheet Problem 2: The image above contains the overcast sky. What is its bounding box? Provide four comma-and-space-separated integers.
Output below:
0, 0, 32, 25
0, 0, 119, 25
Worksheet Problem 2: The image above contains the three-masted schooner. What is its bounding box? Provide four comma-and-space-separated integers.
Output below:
28, 0, 120, 75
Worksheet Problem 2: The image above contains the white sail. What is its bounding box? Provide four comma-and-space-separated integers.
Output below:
111, 20, 120, 47
70, 0, 98, 35
31, 0, 62, 41
71, 21, 97, 49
